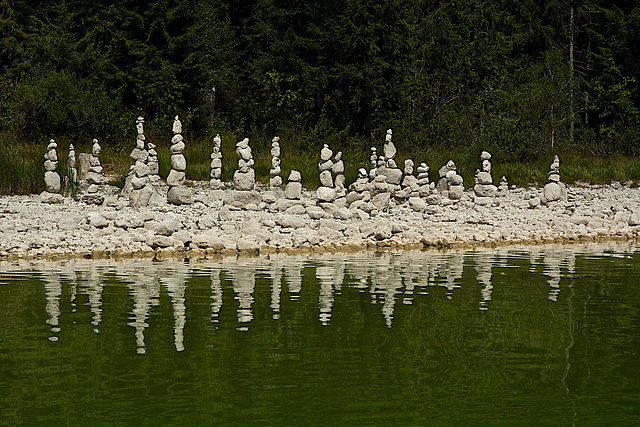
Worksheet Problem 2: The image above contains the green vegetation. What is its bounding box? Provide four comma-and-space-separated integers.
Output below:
1, 0, 640, 194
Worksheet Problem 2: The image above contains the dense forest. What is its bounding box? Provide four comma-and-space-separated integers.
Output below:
1, 0, 640, 159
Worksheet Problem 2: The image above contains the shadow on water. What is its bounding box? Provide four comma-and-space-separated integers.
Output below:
1, 242, 639, 425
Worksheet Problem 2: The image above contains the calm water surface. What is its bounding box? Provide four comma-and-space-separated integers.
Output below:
1, 243, 639, 426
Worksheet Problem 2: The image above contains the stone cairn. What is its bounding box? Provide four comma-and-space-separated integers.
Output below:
126, 116, 152, 207
284, 170, 302, 200
210, 133, 223, 188
346, 168, 373, 213
66, 143, 78, 189
270, 136, 282, 187
473, 150, 497, 205
86, 139, 103, 185
316, 144, 336, 206
147, 140, 160, 183
543, 155, 566, 203
234, 138, 255, 191
436, 160, 464, 200
167, 115, 192, 204
43, 139, 61, 195
401, 159, 418, 194
370, 156, 391, 211
498, 176, 509, 194
369, 147, 378, 180
332, 151, 346, 202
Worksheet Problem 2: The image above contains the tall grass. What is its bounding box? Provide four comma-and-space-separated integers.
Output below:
2, 130, 640, 196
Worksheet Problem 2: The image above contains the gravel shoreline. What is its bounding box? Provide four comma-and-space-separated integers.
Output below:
2, 182, 639, 261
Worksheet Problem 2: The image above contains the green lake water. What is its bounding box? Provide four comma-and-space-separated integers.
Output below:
1, 243, 639, 426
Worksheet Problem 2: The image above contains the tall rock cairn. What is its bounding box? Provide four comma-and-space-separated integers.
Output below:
66, 143, 78, 189
543, 155, 566, 203
234, 138, 255, 191
369, 147, 378, 180
86, 139, 104, 186
316, 143, 336, 204
473, 151, 497, 204
437, 160, 464, 200
43, 139, 61, 194
269, 136, 282, 187
147, 141, 160, 183
167, 115, 192, 204
210, 133, 223, 188
128, 117, 153, 207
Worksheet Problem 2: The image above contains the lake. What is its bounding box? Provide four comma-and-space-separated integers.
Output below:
1, 243, 639, 425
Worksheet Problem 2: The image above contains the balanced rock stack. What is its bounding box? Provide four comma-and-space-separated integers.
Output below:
167, 115, 192, 204
401, 159, 419, 194
543, 155, 566, 203
473, 151, 497, 205
66, 143, 78, 188
369, 147, 378, 180
437, 160, 464, 200
346, 168, 374, 213
332, 151, 346, 191
316, 144, 336, 204
269, 136, 282, 187
123, 116, 149, 200
233, 138, 255, 191
86, 139, 104, 186
210, 134, 223, 188
146, 141, 160, 183
370, 156, 391, 211
43, 139, 61, 196
284, 170, 302, 200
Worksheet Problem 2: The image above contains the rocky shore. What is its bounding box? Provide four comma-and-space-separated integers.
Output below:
1, 181, 640, 261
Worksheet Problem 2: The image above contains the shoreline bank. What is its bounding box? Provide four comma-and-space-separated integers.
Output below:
2, 182, 640, 262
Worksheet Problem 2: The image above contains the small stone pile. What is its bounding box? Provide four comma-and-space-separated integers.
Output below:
127, 117, 153, 207
43, 139, 61, 197
270, 136, 282, 187
437, 160, 464, 200
284, 170, 302, 200
401, 159, 418, 194
346, 168, 372, 210
316, 144, 336, 205
210, 134, 223, 188
543, 155, 566, 203
370, 157, 391, 211
234, 138, 255, 191
473, 151, 497, 205
86, 140, 104, 186
498, 176, 509, 195
332, 151, 346, 192
167, 115, 192, 204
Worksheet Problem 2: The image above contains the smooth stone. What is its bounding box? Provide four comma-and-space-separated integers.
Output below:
40, 191, 64, 204
409, 197, 427, 212
332, 160, 345, 174
171, 154, 187, 172
474, 184, 497, 197
131, 176, 147, 190
475, 171, 493, 185
543, 182, 562, 202
130, 148, 148, 162
81, 194, 105, 205
223, 189, 262, 209
44, 171, 61, 193
167, 186, 193, 205
288, 170, 302, 182
448, 173, 464, 186
318, 160, 333, 172
270, 176, 283, 187
129, 186, 153, 207
171, 141, 185, 154
448, 185, 464, 200
276, 215, 307, 229
385, 168, 403, 185
233, 169, 256, 191
284, 181, 302, 199
44, 160, 57, 172
210, 158, 222, 169
166, 170, 186, 187
306, 206, 327, 219
320, 147, 333, 161
475, 196, 493, 205
134, 161, 150, 178
372, 192, 390, 209
319, 170, 334, 187
333, 207, 354, 220
316, 186, 336, 202
86, 172, 104, 185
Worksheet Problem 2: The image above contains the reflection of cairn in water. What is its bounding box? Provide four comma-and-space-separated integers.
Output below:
84, 265, 105, 333
542, 247, 576, 302
284, 258, 303, 301
210, 268, 223, 325
474, 249, 494, 311
441, 253, 464, 299
161, 273, 188, 352
371, 262, 403, 328
127, 278, 161, 355
229, 266, 256, 331
269, 256, 284, 320
316, 265, 335, 326
43, 272, 62, 342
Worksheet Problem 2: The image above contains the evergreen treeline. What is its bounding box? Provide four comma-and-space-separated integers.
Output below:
1, 0, 639, 158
